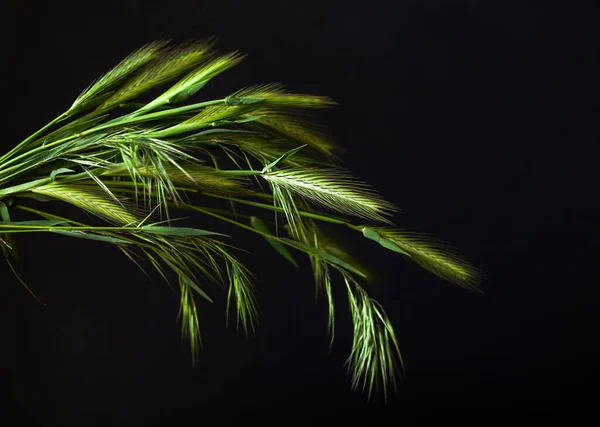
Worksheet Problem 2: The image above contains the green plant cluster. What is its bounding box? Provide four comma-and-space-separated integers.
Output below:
0, 40, 482, 398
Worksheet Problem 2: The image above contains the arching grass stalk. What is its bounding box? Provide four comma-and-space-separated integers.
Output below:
0, 39, 484, 399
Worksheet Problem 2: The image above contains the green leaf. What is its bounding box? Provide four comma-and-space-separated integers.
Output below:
379, 238, 410, 254
0, 201, 9, 222
169, 80, 209, 103
217, 114, 265, 125
261, 144, 307, 173
280, 238, 367, 278
50, 229, 131, 244
362, 227, 380, 241
140, 225, 228, 237
362, 227, 410, 256
188, 128, 258, 137
225, 96, 265, 106
50, 168, 75, 181
250, 216, 298, 268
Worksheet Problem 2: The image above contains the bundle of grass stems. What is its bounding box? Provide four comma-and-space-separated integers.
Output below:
0, 39, 482, 399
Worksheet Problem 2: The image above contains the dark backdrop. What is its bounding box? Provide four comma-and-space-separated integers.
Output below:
2, 1, 598, 425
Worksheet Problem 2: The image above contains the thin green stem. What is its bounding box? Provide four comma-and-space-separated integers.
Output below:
181, 204, 288, 242
0, 178, 52, 198
212, 169, 262, 176
15, 205, 88, 227
0, 99, 227, 178
13, 205, 171, 254
185, 204, 367, 277
202, 192, 361, 230
0, 112, 69, 164
100, 98, 226, 127
0, 225, 146, 232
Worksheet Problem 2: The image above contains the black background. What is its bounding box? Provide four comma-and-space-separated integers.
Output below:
2, 1, 598, 425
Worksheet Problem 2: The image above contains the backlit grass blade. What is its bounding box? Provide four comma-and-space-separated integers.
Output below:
281, 238, 367, 278
140, 225, 228, 237
49, 229, 132, 245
